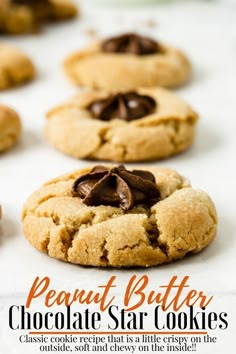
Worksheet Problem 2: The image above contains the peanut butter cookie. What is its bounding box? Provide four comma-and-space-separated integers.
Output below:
22, 165, 217, 268
0, 43, 35, 90
64, 33, 191, 90
0, 103, 21, 152
0, 0, 78, 34
45, 87, 198, 162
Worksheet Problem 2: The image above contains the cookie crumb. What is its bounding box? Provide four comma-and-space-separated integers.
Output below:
142, 19, 158, 28
84, 28, 98, 38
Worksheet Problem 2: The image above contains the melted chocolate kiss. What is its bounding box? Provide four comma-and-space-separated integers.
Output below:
72, 165, 161, 211
102, 33, 161, 56
87, 92, 156, 121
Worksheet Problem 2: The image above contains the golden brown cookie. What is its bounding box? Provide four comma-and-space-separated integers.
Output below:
22, 165, 217, 268
0, 103, 21, 152
0, 0, 78, 34
45, 87, 198, 162
64, 33, 191, 90
0, 43, 35, 90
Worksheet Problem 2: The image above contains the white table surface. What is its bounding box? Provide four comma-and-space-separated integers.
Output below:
0, 0, 236, 353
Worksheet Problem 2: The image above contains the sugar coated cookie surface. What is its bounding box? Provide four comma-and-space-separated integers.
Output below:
45, 87, 198, 162
64, 33, 191, 90
22, 165, 217, 268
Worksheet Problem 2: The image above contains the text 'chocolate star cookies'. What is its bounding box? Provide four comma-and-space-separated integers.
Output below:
0, 0, 78, 34
45, 87, 198, 162
22, 166, 217, 268
72, 165, 161, 210
0, 103, 21, 152
64, 32, 191, 90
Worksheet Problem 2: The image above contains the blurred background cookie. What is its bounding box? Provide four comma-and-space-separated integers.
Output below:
0, 43, 35, 90
0, 103, 21, 152
64, 32, 191, 90
45, 87, 198, 162
0, 0, 78, 34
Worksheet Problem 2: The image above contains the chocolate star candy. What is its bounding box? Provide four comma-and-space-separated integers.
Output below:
87, 91, 156, 121
72, 165, 161, 211
101, 33, 161, 56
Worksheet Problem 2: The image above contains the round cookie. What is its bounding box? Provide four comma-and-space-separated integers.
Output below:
0, 0, 35, 34
50, 0, 78, 20
45, 87, 198, 162
22, 165, 218, 268
64, 33, 191, 90
0, 43, 35, 90
0, 0, 78, 34
0, 103, 21, 152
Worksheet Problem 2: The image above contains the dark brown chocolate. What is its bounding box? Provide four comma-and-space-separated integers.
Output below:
72, 165, 161, 211
101, 33, 161, 56
87, 92, 156, 121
